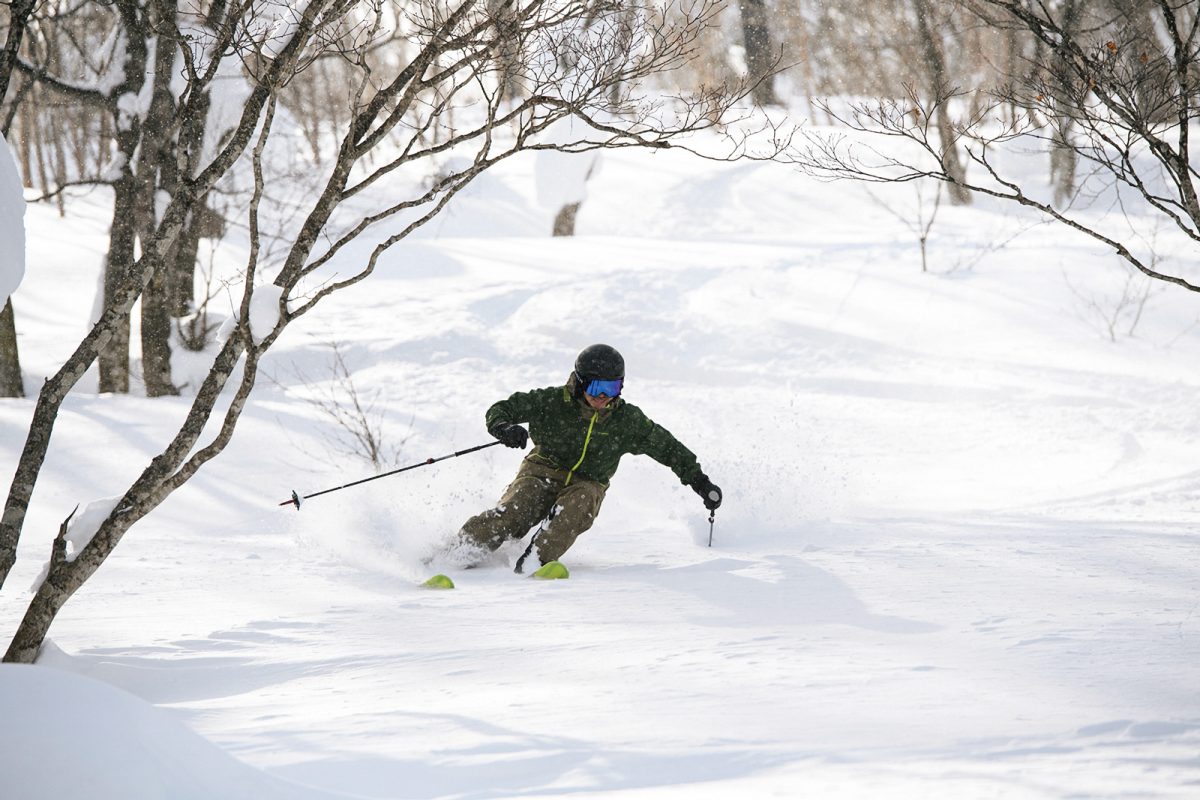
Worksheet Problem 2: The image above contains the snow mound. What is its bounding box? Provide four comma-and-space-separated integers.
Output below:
0, 664, 354, 800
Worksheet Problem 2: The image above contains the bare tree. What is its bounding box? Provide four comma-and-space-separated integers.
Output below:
797, 0, 1200, 295
866, 181, 943, 272
7, 0, 235, 396
10, 0, 156, 393
1, 0, 786, 662
1064, 261, 1158, 340
287, 341, 410, 471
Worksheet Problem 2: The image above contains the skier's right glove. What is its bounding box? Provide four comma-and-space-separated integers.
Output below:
688, 472, 722, 511
489, 423, 529, 449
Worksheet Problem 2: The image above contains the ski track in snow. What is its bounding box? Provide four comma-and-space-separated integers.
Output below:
1, 137, 1199, 799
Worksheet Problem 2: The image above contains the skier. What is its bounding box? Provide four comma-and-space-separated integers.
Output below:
442, 344, 723, 576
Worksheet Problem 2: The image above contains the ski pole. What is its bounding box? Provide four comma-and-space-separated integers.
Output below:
279, 440, 504, 509
707, 509, 715, 547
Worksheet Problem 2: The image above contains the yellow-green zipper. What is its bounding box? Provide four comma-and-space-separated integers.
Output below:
565, 411, 598, 486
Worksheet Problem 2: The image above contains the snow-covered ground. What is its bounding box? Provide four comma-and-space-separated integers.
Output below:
1, 121, 1198, 799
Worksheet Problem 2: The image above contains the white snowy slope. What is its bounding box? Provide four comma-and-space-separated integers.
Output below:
0, 121, 1197, 800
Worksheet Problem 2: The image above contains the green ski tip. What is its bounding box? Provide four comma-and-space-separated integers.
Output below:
531, 561, 569, 580
423, 574, 455, 589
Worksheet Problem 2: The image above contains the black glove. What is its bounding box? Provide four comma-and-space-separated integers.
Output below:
688, 472, 722, 511
489, 423, 529, 449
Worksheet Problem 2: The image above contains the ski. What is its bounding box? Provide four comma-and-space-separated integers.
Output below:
422, 574, 455, 589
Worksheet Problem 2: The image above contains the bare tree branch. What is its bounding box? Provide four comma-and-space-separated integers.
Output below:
798, 0, 1200, 295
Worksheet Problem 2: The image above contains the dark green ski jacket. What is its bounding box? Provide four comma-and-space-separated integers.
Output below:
485, 375, 702, 486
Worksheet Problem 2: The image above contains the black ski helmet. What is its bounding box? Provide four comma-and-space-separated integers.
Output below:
574, 344, 624, 382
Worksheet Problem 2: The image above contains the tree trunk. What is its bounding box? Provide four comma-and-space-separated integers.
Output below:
135, 13, 181, 397
4, 512, 73, 663
98, 179, 136, 394
141, 264, 178, 396
94, 2, 154, 394
1047, 0, 1082, 207
738, 0, 779, 106
16, 102, 33, 187
489, 0, 523, 100
912, 0, 971, 205
167, 88, 215, 317
1049, 135, 1078, 207
0, 299, 22, 397
30, 87, 49, 198
552, 202, 580, 236
169, 209, 201, 315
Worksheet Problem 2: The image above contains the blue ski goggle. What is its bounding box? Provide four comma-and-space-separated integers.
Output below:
583, 377, 623, 398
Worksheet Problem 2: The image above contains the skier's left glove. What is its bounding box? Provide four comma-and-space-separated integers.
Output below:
688, 472, 722, 511
489, 423, 529, 449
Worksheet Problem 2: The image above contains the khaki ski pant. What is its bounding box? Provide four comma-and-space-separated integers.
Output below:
458, 458, 607, 564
